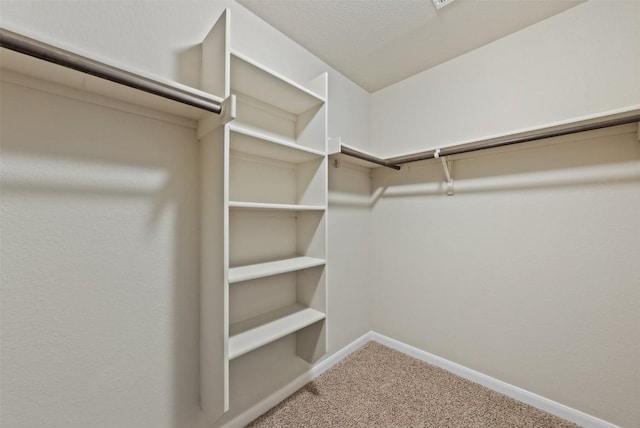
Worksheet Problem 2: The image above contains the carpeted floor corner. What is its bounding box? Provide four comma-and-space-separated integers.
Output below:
247, 342, 581, 427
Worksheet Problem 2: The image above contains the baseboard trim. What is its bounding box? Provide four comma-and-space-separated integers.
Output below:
219, 331, 373, 428
216, 331, 619, 428
369, 332, 619, 428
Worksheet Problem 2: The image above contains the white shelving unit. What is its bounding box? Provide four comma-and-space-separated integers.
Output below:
198, 9, 328, 423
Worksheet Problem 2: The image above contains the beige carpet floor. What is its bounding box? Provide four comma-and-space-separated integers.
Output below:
247, 342, 580, 427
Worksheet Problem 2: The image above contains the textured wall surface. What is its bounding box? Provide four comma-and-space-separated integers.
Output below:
1, 82, 201, 428
367, 5, 640, 423
370, 127, 640, 427
327, 165, 372, 354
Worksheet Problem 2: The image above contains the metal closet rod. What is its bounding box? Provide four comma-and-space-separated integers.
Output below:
339, 146, 402, 170
342, 114, 640, 170
0, 28, 222, 115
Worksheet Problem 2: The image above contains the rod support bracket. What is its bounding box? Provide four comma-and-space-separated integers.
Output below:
197, 94, 236, 139
434, 149, 454, 196
219, 94, 236, 125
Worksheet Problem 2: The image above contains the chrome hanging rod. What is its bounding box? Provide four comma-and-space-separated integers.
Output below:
341, 113, 640, 169
340, 146, 401, 170
0, 28, 222, 114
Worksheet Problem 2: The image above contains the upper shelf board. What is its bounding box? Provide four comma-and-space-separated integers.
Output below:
229, 123, 325, 163
230, 49, 325, 115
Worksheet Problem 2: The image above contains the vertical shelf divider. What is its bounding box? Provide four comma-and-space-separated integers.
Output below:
199, 8, 231, 424
295, 71, 328, 363
199, 8, 328, 423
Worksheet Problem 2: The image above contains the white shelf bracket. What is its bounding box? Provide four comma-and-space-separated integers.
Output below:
197, 94, 236, 139
219, 94, 237, 125
434, 148, 454, 196
327, 137, 342, 155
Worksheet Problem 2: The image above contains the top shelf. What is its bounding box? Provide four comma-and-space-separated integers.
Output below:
230, 49, 325, 116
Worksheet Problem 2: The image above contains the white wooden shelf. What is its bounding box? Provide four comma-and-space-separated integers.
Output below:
228, 256, 326, 284
230, 49, 325, 115
229, 201, 326, 211
228, 304, 325, 360
229, 123, 325, 162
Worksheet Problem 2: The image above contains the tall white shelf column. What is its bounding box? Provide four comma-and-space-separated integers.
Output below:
198, 9, 328, 423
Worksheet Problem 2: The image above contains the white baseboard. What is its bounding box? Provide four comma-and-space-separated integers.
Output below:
370, 332, 619, 428
219, 331, 373, 428
215, 331, 618, 428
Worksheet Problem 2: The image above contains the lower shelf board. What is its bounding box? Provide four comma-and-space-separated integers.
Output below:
228, 304, 325, 360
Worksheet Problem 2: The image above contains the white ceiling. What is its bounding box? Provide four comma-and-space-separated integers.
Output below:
237, 0, 584, 92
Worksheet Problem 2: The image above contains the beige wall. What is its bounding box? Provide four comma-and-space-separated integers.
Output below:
368, 3, 640, 425
369, 127, 640, 427
0, 81, 202, 428
327, 165, 372, 353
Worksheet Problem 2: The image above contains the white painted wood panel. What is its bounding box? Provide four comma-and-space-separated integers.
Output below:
229, 123, 324, 161
228, 305, 325, 360
199, 9, 231, 424
201, 9, 230, 99
200, 126, 229, 420
230, 50, 325, 115
229, 201, 325, 211
229, 256, 326, 284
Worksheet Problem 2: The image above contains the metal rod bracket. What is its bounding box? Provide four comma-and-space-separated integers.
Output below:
434, 149, 454, 196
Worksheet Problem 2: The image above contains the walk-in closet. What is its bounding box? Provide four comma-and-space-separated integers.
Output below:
1, 1, 638, 427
